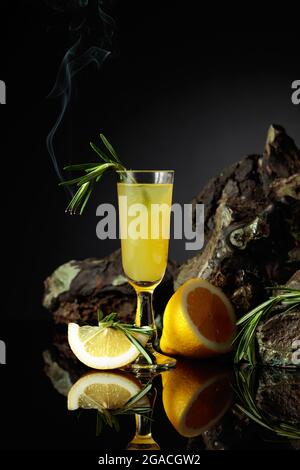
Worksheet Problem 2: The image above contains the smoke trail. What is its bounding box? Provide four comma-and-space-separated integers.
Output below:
46, 0, 115, 189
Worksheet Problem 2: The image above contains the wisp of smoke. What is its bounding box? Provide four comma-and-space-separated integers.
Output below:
46, 0, 115, 192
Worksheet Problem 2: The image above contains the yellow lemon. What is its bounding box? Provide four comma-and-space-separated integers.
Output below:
160, 278, 236, 358
162, 359, 232, 437
68, 370, 148, 410
68, 323, 149, 369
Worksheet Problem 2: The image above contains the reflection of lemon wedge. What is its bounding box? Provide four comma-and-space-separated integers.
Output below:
68, 323, 149, 369
68, 370, 148, 411
160, 278, 236, 358
162, 360, 232, 437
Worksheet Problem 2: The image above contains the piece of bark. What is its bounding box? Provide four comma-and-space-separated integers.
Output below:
189, 405, 293, 450
175, 125, 300, 317
43, 249, 177, 325
43, 350, 74, 397
280, 269, 300, 290
43, 339, 87, 392
256, 270, 300, 367
200, 408, 254, 450
194, 366, 300, 450
256, 311, 300, 367
256, 368, 300, 425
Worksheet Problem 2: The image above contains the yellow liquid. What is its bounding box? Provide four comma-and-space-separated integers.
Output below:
117, 183, 173, 286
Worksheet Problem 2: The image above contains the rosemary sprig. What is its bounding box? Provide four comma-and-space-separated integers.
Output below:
234, 367, 300, 440
97, 309, 154, 365
233, 287, 300, 365
60, 133, 127, 214
96, 381, 153, 435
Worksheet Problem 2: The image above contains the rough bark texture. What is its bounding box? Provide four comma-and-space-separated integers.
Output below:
199, 408, 254, 450
256, 311, 300, 367
43, 341, 87, 396
175, 125, 300, 318
43, 249, 177, 325
256, 368, 300, 425
191, 367, 300, 450
256, 270, 300, 367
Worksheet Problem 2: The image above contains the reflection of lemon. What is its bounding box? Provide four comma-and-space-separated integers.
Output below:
162, 360, 232, 437
160, 278, 236, 358
68, 370, 147, 411
68, 323, 149, 369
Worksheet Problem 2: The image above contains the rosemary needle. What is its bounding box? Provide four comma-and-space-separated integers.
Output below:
96, 381, 153, 435
233, 287, 300, 365
60, 133, 127, 214
234, 367, 300, 440
98, 310, 154, 365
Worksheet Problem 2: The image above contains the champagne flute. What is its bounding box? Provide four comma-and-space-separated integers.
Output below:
126, 375, 159, 450
117, 170, 176, 370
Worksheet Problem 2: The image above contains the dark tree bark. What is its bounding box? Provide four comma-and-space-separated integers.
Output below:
43, 249, 177, 325
197, 367, 300, 450
256, 368, 300, 425
175, 125, 300, 318
256, 270, 300, 367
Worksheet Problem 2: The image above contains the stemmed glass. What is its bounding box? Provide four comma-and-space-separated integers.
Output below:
117, 170, 176, 371
126, 375, 159, 450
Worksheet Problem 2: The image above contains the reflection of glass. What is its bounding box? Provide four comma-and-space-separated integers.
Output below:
45, 339, 300, 449
127, 379, 159, 451
127, 413, 160, 451
162, 360, 232, 437
117, 170, 176, 371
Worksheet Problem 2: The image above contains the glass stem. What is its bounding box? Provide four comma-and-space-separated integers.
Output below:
135, 289, 157, 343
135, 414, 152, 438
127, 387, 159, 450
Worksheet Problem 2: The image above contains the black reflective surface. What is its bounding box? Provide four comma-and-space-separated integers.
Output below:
0, 316, 299, 451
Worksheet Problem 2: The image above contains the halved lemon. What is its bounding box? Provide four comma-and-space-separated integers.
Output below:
162, 360, 232, 437
68, 323, 149, 369
160, 278, 236, 358
68, 370, 148, 410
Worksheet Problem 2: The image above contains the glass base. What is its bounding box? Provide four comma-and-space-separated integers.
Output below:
126, 436, 160, 451
124, 345, 176, 373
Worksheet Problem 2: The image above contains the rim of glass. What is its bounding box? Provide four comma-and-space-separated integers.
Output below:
116, 169, 174, 173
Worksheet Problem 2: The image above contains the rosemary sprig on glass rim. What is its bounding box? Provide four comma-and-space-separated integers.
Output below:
234, 367, 300, 440
96, 381, 153, 435
60, 133, 127, 214
233, 287, 300, 366
97, 309, 154, 365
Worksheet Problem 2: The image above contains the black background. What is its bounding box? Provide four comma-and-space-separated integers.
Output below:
0, 0, 299, 453
0, 1, 300, 317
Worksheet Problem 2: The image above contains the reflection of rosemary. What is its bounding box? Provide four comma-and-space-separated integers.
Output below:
96, 381, 152, 434
98, 310, 154, 364
60, 133, 127, 214
234, 367, 300, 440
234, 287, 300, 365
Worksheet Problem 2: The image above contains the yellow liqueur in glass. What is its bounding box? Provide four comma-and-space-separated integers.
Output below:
118, 183, 173, 285
117, 171, 176, 370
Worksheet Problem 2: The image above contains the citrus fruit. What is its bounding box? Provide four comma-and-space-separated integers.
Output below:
68, 323, 149, 369
162, 359, 232, 437
68, 370, 148, 410
160, 278, 236, 358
